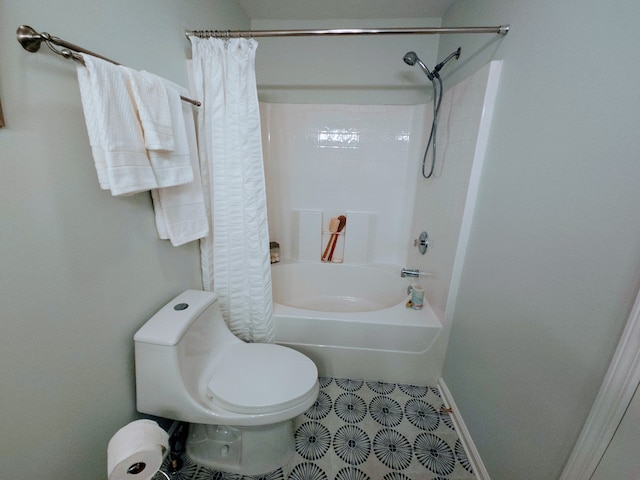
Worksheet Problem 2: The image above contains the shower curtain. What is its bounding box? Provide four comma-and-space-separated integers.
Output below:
191, 37, 274, 343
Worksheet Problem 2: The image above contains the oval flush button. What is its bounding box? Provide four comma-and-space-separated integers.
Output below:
174, 303, 189, 311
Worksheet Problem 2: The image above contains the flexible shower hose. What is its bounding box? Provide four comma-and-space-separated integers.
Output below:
422, 74, 444, 179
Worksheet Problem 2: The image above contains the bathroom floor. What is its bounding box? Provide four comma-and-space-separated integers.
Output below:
160, 377, 476, 480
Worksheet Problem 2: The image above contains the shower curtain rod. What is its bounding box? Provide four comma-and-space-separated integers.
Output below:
16, 25, 201, 107
186, 25, 510, 39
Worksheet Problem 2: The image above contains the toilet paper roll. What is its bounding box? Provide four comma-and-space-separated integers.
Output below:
107, 419, 169, 480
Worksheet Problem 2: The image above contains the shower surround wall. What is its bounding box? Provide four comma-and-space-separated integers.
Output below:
408, 61, 500, 321
261, 103, 424, 266
261, 61, 499, 327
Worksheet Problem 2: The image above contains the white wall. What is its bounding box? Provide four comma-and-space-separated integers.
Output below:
252, 18, 441, 104
0, 2, 249, 478
438, 0, 640, 478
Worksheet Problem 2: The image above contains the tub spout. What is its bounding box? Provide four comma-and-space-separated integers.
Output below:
401, 268, 420, 278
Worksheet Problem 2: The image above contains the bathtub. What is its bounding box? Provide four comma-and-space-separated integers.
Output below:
270, 262, 444, 385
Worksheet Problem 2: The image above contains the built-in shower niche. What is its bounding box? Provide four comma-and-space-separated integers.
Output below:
291, 210, 376, 264
342, 212, 376, 264
291, 210, 322, 262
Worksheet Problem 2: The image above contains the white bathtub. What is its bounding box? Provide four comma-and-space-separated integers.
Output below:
271, 262, 444, 385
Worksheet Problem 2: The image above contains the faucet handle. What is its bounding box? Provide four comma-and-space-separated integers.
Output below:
414, 231, 429, 254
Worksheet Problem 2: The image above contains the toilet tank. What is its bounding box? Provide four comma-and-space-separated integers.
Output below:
134, 289, 219, 346
134, 290, 230, 420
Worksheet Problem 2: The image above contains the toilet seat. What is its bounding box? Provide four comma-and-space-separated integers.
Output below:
206, 343, 318, 415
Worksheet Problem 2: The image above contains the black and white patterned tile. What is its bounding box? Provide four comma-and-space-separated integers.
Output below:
164, 377, 475, 480
286, 378, 475, 480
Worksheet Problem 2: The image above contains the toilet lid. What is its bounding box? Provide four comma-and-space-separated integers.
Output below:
206, 343, 318, 415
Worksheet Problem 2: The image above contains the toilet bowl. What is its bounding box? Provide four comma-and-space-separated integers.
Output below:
133, 289, 319, 474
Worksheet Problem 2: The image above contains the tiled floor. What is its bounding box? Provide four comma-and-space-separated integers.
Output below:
158, 377, 476, 480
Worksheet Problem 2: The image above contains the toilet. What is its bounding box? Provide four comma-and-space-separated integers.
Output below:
133, 289, 319, 475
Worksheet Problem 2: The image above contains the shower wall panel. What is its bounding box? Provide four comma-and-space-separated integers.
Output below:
408, 62, 497, 320
261, 103, 424, 265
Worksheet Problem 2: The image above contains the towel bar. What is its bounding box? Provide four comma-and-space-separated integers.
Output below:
16, 25, 201, 107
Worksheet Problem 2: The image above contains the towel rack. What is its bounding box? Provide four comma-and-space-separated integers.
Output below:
16, 25, 201, 107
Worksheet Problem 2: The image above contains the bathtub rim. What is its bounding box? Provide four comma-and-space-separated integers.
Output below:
270, 261, 441, 328
272, 293, 441, 329
270, 261, 410, 313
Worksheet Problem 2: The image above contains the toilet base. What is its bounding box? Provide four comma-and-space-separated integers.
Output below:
186, 421, 294, 475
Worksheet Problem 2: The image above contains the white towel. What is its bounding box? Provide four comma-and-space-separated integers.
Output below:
140, 72, 195, 188
151, 81, 209, 246
122, 68, 175, 152
75, 53, 158, 196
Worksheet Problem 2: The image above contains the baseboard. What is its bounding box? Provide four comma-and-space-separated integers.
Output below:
438, 378, 491, 480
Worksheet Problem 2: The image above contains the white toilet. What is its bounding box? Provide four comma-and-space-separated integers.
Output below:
133, 289, 319, 475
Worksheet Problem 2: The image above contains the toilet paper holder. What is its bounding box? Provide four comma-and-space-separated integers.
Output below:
107, 419, 169, 480
127, 463, 146, 475
126, 462, 170, 479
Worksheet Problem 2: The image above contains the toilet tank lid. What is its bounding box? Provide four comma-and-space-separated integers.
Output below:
134, 290, 218, 346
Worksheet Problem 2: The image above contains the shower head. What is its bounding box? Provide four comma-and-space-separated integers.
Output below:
403, 51, 434, 81
402, 51, 418, 65
433, 47, 461, 75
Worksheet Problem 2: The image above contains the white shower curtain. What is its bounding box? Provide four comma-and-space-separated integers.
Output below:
191, 37, 274, 343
